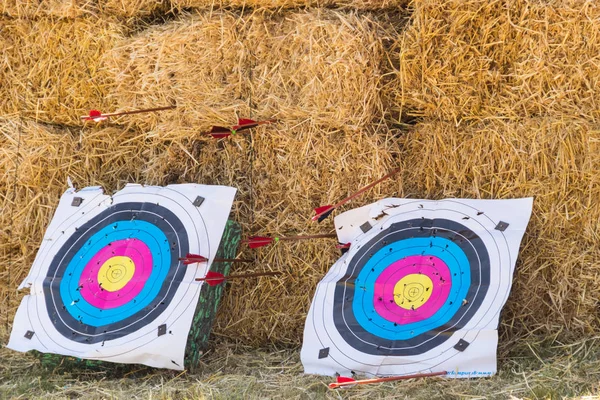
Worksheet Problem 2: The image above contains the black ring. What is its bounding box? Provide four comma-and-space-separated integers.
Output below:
332, 218, 490, 356
43, 202, 189, 344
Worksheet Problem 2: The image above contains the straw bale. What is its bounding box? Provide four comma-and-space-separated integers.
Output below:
0, 0, 93, 18
0, 0, 169, 19
0, 0, 407, 19
0, 17, 124, 124
392, 0, 600, 122
103, 11, 250, 134
172, 0, 408, 11
104, 10, 393, 134
245, 10, 393, 132
397, 117, 600, 340
99, 0, 171, 19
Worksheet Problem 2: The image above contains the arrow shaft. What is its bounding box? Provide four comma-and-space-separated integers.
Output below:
196, 271, 279, 282
82, 105, 175, 119
331, 371, 445, 389
279, 234, 337, 241
226, 271, 279, 279
184, 258, 253, 263
332, 167, 401, 209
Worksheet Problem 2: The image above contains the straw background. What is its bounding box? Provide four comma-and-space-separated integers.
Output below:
1, 0, 599, 350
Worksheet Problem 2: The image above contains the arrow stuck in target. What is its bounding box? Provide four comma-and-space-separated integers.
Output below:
328, 371, 446, 389
81, 105, 176, 122
195, 270, 281, 286
207, 118, 277, 139
312, 167, 402, 223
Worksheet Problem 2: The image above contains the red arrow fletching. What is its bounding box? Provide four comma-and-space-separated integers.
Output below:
313, 205, 333, 215
312, 205, 334, 222
328, 376, 356, 389
246, 236, 275, 249
209, 126, 232, 139
233, 119, 260, 132
82, 109, 108, 122
195, 270, 225, 286
179, 253, 208, 264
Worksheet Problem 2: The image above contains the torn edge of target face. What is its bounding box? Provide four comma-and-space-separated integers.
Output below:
8, 183, 236, 370
301, 197, 533, 378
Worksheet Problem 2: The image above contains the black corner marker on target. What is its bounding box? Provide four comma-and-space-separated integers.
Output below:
193, 196, 205, 207
71, 197, 83, 207
453, 339, 470, 352
360, 221, 372, 233
495, 221, 509, 232
318, 347, 330, 359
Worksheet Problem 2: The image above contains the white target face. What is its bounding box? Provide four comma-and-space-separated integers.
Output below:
301, 198, 533, 378
8, 183, 236, 370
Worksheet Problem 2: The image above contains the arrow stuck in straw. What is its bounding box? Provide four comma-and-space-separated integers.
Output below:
243, 234, 338, 249
329, 371, 446, 389
195, 270, 281, 286
312, 167, 402, 223
179, 253, 253, 264
81, 105, 176, 122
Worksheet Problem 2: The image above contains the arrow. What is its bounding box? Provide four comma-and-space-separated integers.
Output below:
207, 118, 276, 139
312, 167, 401, 222
195, 270, 280, 286
179, 253, 253, 264
328, 371, 446, 389
243, 234, 338, 249
81, 105, 176, 122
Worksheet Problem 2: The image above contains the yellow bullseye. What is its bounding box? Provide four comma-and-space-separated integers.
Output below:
97, 256, 135, 292
394, 274, 433, 310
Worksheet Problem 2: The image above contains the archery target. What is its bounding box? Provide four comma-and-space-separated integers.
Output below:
301, 198, 533, 378
8, 183, 236, 370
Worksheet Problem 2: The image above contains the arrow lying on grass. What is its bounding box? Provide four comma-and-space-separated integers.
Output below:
179, 253, 253, 264
312, 167, 402, 223
81, 105, 176, 122
195, 270, 281, 286
329, 371, 446, 389
208, 118, 276, 139
243, 234, 338, 249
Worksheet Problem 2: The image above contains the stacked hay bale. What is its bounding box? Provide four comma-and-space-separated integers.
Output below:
0, 18, 124, 124
3, 0, 600, 351
1, 8, 402, 345
104, 10, 394, 134
0, 0, 170, 19
386, 0, 600, 341
171, 0, 408, 10
394, 0, 600, 122
109, 10, 403, 344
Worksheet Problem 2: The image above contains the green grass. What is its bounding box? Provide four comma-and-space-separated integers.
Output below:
1, 336, 599, 400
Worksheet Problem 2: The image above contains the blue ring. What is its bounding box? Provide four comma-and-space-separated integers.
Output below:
59, 220, 171, 326
352, 237, 470, 340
